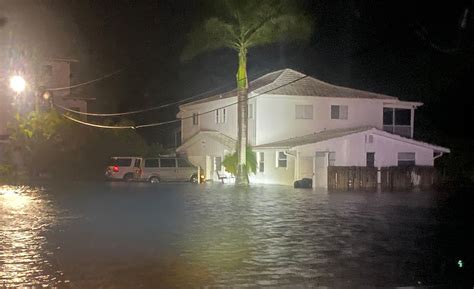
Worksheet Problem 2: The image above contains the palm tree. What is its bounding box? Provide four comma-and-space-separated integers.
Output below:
182, 0, 313, 186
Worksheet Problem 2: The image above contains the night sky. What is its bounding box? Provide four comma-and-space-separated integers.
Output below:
1, 0, 473, 146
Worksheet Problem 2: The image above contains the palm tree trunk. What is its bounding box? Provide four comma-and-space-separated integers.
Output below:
235, 48, 249, 186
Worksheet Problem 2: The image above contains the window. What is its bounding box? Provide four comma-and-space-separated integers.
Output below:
192, 113, 199, 125
383, 108, 394, 125
145, 159, 159, 168
296, 105, 313, 119
216, 108, 226, 123
331, 105, 348, 120
177, 158, 192, 167
328, 152, 336, 166
398, 152, 415, 166
214, 156, 222, 172
365, 134, 374, 143
110, 158, 132, 167
248, 103, 253, 119
395, 109, 411, 125
384, 108, 411, 125
276, 151, 287, 168
160, 158, 176, 168
366, 152, 375, 167
134, 159, 141, 168
258, 152, 264, 173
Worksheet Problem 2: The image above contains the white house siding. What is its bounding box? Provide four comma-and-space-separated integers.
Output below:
295, 132, 435, 167
177, 135, 232, 181
255, 95, 384, 145
181, 97, 238, 144
250, 149, 296, 186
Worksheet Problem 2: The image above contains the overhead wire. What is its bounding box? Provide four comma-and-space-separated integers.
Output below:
52, 68, 273, 117
47, 68, 125, 91
62, 75, 308, 129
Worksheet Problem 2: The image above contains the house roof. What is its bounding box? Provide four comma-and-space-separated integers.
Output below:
254, 127, 373, 149
176, 131, 236, 152
255, 127, 450, 153
182, 68, 398, 107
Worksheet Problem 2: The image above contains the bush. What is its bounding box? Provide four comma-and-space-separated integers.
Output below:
5, 110, 164, 181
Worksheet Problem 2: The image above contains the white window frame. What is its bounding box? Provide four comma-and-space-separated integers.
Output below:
295, 104, 313, 119
331, 105, 348, 120
215, 108, 227, 124
276, 151, 287, 168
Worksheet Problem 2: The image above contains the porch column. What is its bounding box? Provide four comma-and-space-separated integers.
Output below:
410, 107, 415, 138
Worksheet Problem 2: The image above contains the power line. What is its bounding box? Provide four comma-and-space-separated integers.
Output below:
62, 75, 308, 129
53, 68, 273, 117
54, 78, 237, 116
48, 68, 124, 91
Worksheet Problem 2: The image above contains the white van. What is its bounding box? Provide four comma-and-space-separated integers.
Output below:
141, 157, 199, 183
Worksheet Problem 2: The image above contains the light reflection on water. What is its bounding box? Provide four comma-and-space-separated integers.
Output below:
0, 183, 471, 288
0, 185, 65, 287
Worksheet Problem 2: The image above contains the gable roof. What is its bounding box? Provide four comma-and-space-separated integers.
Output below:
176, 130, 236, 152
182, 68, 398, 107
255, 127, 450, 153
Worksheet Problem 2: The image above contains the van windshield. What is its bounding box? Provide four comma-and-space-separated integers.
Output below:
109, 158, 132, 167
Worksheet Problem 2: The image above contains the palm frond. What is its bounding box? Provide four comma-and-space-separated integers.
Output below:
246, 13, 313, 48
181, 17, 239, 62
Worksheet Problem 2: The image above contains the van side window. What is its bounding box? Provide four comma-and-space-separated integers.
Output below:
160, 158, 176, 168
177, 159, 192, 167
134, 159, 141, 168
145, 159, 159, 168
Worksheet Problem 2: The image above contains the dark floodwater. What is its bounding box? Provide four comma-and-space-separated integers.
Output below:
0, 183, 472, 288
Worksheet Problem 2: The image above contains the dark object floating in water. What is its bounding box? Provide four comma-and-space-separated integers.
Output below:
294, 178, 312, 189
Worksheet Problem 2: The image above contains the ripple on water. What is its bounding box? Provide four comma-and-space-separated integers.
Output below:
0, 185, 65, 288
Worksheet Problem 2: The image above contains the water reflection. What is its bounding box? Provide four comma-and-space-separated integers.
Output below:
0, 185, 63, 287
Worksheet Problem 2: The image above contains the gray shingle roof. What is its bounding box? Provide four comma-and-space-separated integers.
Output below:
182, 68, 397, 106
254, 127, 373, 149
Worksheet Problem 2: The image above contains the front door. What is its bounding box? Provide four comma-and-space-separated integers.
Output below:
313, 152, 328, 188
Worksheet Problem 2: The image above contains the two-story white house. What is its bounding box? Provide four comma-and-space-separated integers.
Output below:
176, 68, 449, 187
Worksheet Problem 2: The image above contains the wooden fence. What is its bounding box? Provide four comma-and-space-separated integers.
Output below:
328, 166, 437, 191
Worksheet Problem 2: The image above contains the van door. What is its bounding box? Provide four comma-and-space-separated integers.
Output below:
159, 158, 177, 181
143, 158, 159, 180
133, 158, 142, 179
177, 158, 194, 181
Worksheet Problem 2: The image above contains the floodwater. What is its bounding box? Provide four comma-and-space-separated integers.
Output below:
0, 183, 472, 288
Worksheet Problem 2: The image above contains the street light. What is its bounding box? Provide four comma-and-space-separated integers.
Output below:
9, 75, 26, 93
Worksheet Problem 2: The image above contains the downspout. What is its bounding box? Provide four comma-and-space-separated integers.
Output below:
433, 152, 444, 160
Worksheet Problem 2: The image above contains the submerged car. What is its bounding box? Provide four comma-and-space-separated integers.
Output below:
105, 156, 199, 183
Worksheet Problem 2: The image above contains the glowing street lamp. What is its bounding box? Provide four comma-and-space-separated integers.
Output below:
9, 75, 26, 93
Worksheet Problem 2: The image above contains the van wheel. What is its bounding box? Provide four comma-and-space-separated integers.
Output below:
149, 176, 160, 184
190, 174, 198, 183
123, 173, 134, 181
